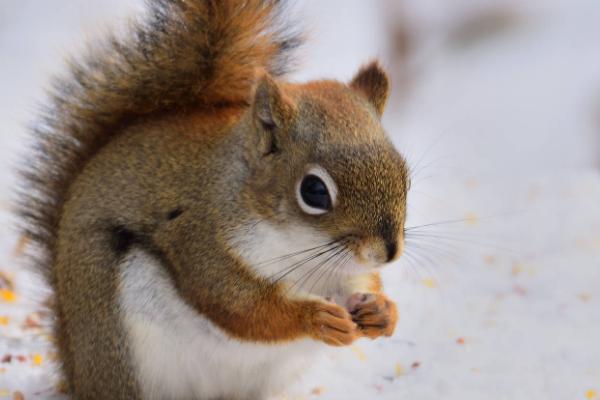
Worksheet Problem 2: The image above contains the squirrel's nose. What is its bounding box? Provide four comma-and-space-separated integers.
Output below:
380, 218, 403, 263
383, 234, 403, 263
356, 219, 404, 265
385, 240, 398, 263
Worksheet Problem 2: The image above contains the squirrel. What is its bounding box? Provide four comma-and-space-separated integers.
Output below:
18, 0, 409, 399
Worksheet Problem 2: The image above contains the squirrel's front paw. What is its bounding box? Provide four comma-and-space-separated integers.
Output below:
347, 293, 398, 339
307, 301, 358, 346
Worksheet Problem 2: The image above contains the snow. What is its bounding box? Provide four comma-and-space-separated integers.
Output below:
0, 1, 599, 399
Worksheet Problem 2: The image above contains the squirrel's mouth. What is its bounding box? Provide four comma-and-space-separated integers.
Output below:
343, 233, 404, 267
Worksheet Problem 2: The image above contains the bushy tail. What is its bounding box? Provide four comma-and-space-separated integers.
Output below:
18, 0, 301, 279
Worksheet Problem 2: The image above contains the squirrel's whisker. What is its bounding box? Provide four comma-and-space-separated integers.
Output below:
306, 246, 350, 295
285, 243, 348, 294
404, 210, 525, 232
398, 249, 420, 279
254, 239, 339, 268
399, 248, 429, 280
261, 240, 341, 275
319, 251, 347, 297
405, 232, 520, 255
270, 240, 346, 284
325, 249, 353, 295
406, 228, 504, 239
402, 248, 443, 283
403, 245, 447, 279
408, 129, 450, 182
404, 240, 464, 273
405, 237, 463, 259
286, 241, 350, 294
404, 218, 480, 231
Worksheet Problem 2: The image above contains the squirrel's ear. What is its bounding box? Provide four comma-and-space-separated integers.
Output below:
252, 73, 296, 155
349, 61, 390, 117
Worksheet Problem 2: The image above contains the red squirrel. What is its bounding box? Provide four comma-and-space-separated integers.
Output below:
18, 1, 408, 398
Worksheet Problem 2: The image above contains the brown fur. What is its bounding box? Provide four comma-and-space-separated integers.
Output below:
352, 294, 398, 339
350, 61, 391, 117
18, 1, 408, 398
19, 0, 301, 281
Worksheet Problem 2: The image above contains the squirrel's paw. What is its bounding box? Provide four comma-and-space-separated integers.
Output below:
347, 293, 398, 339
307, 301, 358, 346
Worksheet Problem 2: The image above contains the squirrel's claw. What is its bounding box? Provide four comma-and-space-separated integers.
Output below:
348, 293, 398, 339
307, 301, 358, 346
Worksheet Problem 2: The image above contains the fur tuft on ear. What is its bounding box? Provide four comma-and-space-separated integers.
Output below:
252, 72, 296, 155
349, 60, 390, 117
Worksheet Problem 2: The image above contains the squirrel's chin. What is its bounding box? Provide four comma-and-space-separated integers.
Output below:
342, 257, 384, 275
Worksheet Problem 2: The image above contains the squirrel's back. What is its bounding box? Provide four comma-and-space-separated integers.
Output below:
19, 0, 301, 282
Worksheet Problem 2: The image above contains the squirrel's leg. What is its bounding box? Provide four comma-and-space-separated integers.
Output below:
53, 227, 142, 399
342, 273, 398, 339
184, 270, 359, 347
152, 235, 359, 347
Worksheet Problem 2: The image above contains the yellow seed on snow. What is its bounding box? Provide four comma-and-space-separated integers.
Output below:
511, 263, 524, 276
32, 353, 43, 366
0, 290, 16, 303
586, 390, 598, 399
395, 362, 404, 377
422, 278, 437, 288
0, 317, 9, 326
465, 213, 478, 226
350, 345, 367, 361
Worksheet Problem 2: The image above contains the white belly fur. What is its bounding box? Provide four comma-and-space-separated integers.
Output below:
118, 249, 325, 400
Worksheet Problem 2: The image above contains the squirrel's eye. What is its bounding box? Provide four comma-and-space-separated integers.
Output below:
300, 175, 331, 210
296, 166, 337, 215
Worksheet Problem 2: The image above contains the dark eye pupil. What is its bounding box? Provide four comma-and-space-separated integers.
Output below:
300, 175, 331, 210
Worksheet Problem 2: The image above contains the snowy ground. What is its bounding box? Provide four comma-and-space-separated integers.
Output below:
1, 1, 599, 399
1, 173, 599, 400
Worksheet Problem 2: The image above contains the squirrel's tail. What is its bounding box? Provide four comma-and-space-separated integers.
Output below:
18, 0, 301, 280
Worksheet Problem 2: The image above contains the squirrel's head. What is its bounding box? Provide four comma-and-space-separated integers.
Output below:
237, 61, 409, 278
